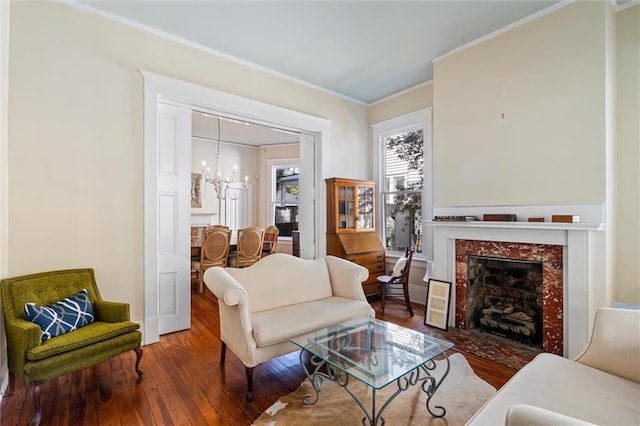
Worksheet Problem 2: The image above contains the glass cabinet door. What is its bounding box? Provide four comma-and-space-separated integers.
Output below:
357, 186, 374, 230
337, 185, 355, 230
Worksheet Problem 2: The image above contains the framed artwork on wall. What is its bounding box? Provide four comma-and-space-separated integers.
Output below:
424, 279, 452, 331
191, 173, 202, 208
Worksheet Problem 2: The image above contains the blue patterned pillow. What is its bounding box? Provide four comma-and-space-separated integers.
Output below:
24, 289, 95, 343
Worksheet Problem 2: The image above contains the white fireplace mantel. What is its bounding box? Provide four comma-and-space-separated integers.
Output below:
426, 204, 607, 359
428, 220, 604, 232
191, 212, 217, 227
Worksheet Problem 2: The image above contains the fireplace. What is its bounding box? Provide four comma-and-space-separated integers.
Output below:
455, 240, 563, 355
467, 256, 543, 348
429, 205, 606, 359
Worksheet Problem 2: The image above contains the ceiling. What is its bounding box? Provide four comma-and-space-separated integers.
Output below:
192, 111, 300, 146
77, 0, 572, 104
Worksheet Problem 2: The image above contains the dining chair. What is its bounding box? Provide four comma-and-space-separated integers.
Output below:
232, 226, 265, 268
193, 225, 232, 292
377, 247, 415, 316
261, 225, 279, 257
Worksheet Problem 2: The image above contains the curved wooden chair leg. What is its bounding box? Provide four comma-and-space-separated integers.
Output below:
30, 382, 43, 426
403, 282, 414, 317
245, 366, 255, 401
6, 371, 15, 395
220, 341, 226, 365
134, 346, 144, 379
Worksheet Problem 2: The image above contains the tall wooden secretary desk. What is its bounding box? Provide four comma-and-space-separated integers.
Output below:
325, 177, 385, 296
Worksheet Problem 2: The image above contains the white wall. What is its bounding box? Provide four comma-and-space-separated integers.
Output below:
191, 138, 258, 225
615, 3, 640, 305
432, 1, 607, 207
0, 0, 9, 397
430, 0, 616, 319
6, 1, 368, 324
368, 82, 433, 125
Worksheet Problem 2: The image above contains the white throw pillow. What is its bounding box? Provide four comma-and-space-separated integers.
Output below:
391, 256, 408, 277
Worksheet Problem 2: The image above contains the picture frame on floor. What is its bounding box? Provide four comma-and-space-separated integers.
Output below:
424, 278, 452, 330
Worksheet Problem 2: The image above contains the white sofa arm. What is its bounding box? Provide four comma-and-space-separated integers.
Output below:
324, 255, 370, 303
205, 266, 248, 306
505, 405, 597, 426
204, 266, 252, 335
575, 307, 640, 383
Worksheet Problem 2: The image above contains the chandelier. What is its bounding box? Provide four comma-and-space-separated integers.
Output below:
201, 117, 237, 201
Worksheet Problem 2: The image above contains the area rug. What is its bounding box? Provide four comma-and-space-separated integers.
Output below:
252, 353, 496, 425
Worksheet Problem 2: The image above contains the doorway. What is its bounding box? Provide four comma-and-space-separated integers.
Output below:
141, 70, 329, 345
191, 111, 300, 238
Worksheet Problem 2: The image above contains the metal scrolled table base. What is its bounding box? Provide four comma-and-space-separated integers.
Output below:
298, 350, 451, 426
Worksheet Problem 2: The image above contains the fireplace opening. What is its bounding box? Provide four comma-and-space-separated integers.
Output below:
467, 256, 543, 349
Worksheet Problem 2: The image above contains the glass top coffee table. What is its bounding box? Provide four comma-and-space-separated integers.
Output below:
291, 317, 454, 425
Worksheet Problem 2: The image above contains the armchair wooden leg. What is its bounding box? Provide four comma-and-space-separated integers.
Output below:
245, 366, 255, 401
220, 341, 226, 365
30, 382, 43, 426
134, 346, 144, 379
380, 285, 386, 314
6, 371, 15, 395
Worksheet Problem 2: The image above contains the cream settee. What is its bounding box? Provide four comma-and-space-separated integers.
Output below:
467, 307, 640, 425
204, 253, 375, 400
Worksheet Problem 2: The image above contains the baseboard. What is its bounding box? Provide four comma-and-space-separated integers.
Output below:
135, 320, 148, 346
409, 284, 427, 308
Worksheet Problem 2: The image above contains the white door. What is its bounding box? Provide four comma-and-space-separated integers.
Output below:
157, 103, 191, 334
298, 133, 316, 259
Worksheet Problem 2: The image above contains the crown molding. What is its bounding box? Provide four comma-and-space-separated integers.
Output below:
616, 0, 640, 11
433, 0, 575, 64
60, 0, 368, 106
368, 79, 433, 107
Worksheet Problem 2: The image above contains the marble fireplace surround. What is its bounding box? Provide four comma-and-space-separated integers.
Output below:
456, 239, 563, 355
428, 204, 606, 359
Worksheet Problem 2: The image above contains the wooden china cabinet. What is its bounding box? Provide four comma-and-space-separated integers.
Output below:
325, 178, 385, 296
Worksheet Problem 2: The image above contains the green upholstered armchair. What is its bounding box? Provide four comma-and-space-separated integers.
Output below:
1, 268, 143, 425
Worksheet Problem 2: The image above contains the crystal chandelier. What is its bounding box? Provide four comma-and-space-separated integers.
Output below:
201, 117, 237, 201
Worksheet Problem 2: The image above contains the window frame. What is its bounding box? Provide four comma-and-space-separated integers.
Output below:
266, 158, 300, 237
372, 108, 433, 260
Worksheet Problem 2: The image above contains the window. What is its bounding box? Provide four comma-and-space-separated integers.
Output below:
383, 128, 423, 253
372, 109, 432, 259
271, 165, 299, 237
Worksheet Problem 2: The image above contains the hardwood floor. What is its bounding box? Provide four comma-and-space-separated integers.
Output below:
1, 288, 517, 425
